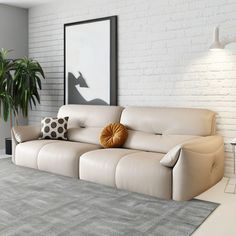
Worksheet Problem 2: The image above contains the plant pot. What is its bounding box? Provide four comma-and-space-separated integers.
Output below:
5, 138, 12, 155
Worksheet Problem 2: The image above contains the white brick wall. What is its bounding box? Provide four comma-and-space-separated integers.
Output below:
28, 0, 236, 177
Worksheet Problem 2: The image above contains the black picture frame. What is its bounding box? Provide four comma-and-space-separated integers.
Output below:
64, 16, 118, 106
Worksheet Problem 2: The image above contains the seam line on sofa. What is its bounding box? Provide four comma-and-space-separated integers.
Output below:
36, 141, 59, 169
113, 150, 147, 188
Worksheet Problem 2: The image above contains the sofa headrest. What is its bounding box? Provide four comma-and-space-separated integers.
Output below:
57, 105, 124, 145
58, 105, 123, 129
120, 106, 216, 136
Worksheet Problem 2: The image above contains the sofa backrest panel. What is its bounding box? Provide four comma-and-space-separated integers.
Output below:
58, 105, 124, 145
121, 107, 216, 136
123, 131, 199, 153
121, 107, 216, 153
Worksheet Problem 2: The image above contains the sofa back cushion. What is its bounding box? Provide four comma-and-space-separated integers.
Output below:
58, 105, 124, 145
121, 106, 216, 153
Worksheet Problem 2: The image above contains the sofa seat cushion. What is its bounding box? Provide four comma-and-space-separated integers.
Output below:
15, 140, 100, 177
80, 149, 139, 187
80, 149, 171, 199
115, 152, 172, 199
37, 141, 100, 177
15, 140, 58, 169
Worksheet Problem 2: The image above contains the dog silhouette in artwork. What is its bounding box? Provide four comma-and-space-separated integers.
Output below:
67, 71, 108, 105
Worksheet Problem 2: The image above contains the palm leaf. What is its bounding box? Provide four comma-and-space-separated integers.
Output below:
0, 49, 45, 124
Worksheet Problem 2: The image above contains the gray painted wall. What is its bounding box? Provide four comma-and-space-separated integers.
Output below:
0, 4, 28, 149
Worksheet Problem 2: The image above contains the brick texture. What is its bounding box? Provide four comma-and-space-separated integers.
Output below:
28, 0, 236, 177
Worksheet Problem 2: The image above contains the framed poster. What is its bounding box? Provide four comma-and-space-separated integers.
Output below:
64, 16, 117, 105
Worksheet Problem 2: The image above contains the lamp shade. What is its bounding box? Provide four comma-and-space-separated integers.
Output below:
209, 26, 224, 50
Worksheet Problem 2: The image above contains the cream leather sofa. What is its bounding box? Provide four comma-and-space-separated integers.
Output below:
12, 105, 224, 201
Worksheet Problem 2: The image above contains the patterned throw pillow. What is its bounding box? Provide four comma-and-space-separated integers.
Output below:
40, 117, 69, 140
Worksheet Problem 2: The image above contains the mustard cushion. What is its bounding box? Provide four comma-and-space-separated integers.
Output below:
100, 123, 128, 148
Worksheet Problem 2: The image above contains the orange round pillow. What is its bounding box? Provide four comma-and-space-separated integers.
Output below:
100, 123, 128, 148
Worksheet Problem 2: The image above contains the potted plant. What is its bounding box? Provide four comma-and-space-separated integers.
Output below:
0, 49, 45, 154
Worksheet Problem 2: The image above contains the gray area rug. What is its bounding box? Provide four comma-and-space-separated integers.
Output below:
0, 158, 218, 236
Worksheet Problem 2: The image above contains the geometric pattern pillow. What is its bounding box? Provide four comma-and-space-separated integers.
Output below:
40, 117, 69, 140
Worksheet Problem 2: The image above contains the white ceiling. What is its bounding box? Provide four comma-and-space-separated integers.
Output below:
0, 0, 56, 8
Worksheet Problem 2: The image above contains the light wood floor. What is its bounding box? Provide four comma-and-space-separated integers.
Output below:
195, 177, 236, 236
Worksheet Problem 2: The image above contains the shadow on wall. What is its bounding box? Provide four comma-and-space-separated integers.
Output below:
222, 38, 236, 50
68, 72, 108, 105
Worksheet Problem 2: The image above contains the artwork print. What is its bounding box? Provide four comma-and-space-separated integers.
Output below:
64, 16, 117, 105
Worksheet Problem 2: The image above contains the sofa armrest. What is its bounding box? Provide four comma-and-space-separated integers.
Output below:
11, 125, 41, 164
12, 125, 41, 143
167, 135, 224, 201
